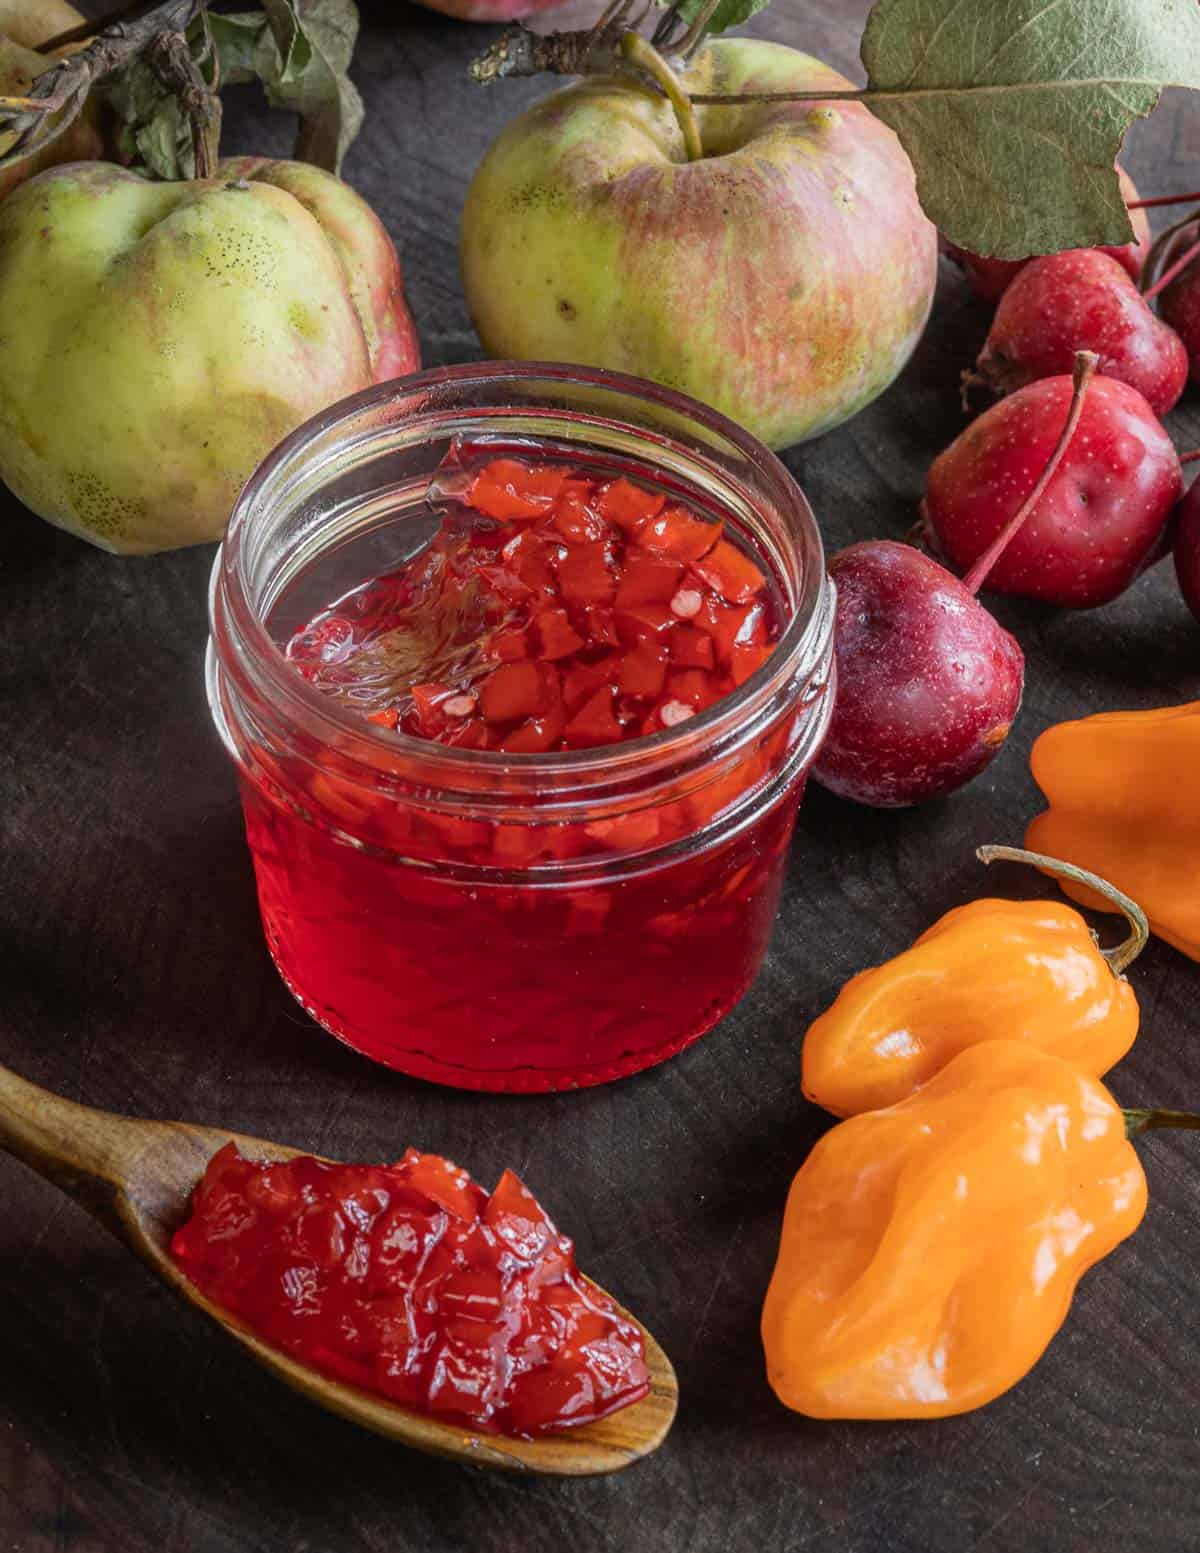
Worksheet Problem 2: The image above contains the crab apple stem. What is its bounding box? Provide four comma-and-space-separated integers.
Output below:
1126, 191, 1200, 211
620, 32, 702, 162
976, 844, 1149, 977
961, 352, 1099, 596
1144, 235, 1200, 303
1180, 449, 1200, 466
1125, 1109, 1200, 1139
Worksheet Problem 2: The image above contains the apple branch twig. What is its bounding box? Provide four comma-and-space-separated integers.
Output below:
0, 0, 204, 170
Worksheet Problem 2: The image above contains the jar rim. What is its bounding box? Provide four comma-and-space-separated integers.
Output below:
211, 361, 829, 785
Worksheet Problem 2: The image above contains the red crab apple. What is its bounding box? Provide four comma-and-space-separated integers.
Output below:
924, 371, 1182, 608
460, 39, 938, 450
1156, 223, 1200, 384
943, 165, 1151, 303
813, 541, 1025, 808
0, 158, 419, 553
814, 355, 1098, 808
1174, 479, 1200, 623
971, 249, 1187, 417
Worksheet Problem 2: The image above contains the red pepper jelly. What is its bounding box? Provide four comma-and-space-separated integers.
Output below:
208, 366, 835, 1091
285, 456, 778, 754
171, 1143, 650, 1436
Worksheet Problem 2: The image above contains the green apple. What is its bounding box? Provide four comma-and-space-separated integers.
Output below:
461, 39, 938, 450
0, 158, 419, 553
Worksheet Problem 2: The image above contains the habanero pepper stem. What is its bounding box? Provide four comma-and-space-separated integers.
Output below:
1125, 1109, 1200, 1139
961, 351, 1098, 595
976, 844, 1148, 977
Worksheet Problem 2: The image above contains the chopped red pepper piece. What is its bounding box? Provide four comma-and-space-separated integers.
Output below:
615, 552, 684, 609
564, 686, 624, 746
557, 541, 616, 607
468, 459, 567, 521
480, 661, 559, 723
691, 538, 766, 603
638, 506, 722, 564
596, 476, 666, 533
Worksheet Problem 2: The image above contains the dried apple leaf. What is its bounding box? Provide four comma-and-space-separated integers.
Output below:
860, 0, 1200, 260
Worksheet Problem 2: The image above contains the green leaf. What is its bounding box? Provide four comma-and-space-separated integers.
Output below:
860, 0, 1200, 260
654, 0, 771, 36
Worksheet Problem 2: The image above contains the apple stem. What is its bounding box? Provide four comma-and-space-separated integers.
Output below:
1126, 191, 1200, 211
146, 19, 222, 180
961, 352, 1099, 596
1180, 449, 1200, 466
620, 33, 703, 162
976, 844, 1149, 977
1143, 235, 1200, 303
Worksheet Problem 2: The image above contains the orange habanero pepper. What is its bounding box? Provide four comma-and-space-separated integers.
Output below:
763, 1040, 1147, 1420
1027, 701, 1200, 961
802, 846, 1147, 1118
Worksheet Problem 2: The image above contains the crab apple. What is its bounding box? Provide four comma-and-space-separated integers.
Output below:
1174, 479, 1200, 624
812, 541, 1024, 808
460, 39, 937, 451
942, 165, 1151, 303
1156, 223, 1200, 384
924, 372, 1181, 609
815, 355, 1104, 809
0, 159, 419, 553
0, 0, 107, 200
972, 249, 1187, 417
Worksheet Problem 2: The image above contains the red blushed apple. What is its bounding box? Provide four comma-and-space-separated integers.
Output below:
460, 39, 938, 451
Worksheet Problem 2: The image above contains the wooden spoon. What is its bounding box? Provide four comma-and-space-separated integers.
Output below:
0, 1063, 678, 1476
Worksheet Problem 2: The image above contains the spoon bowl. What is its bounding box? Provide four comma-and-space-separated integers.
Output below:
0, 1063, 677, 1476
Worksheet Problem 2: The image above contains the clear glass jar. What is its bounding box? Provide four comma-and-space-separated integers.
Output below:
207, 364, 835, 1092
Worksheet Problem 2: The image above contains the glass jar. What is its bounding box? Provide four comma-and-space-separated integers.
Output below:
207, 364, 835, 1093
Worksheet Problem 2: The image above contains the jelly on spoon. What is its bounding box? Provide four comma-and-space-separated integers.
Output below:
0, 1062, 677, 1475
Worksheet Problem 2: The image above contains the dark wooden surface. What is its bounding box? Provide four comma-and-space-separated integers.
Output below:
4, 2, 1200, 1549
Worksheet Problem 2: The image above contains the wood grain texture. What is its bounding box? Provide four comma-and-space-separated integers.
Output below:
2, 0, 1200, 1547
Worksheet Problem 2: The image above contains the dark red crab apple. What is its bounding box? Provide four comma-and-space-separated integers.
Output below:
1174, 479, 1200, 623
814, 355, 1096, 809
925, 371, 1182, 608
812, 541, 1026, 808
943, 165, 1151, 303
1157, 223, 1200, 384
971, 249, 1187, 417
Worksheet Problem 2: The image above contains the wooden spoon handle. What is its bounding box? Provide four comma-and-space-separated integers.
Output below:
0, 1063, 147, 1231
